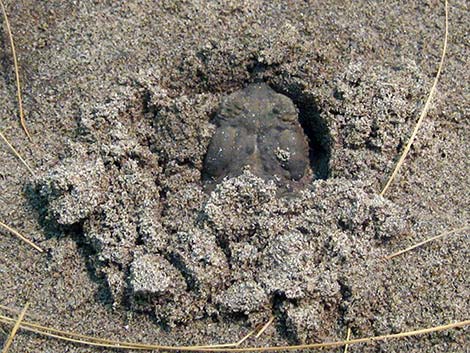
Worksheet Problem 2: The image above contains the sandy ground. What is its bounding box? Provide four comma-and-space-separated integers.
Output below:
0, 1, 468, 352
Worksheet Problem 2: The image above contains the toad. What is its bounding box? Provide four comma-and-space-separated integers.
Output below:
203, 83, 311, 190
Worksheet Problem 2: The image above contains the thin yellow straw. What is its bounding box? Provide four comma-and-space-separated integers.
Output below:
0, 221, 43, 252
0, 309, 468, 352
0, 0, 32, 140
343, 327, 352, 353
386, 225, 468, 260
0, 130, 34, 175
193, 329, 256, 349
380, 0, 449, 196
1, 303, 29, 353
255, 316, 275, 338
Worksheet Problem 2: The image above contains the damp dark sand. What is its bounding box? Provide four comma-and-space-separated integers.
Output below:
0, 1, 468, 352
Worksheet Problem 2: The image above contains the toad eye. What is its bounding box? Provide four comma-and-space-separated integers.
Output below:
203, 125, 238, 178
279, 113, 297, 123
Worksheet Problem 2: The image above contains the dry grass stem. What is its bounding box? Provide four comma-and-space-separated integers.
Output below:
0, 0, 32, 140
0, 308, 468, 352
0, 221, 43, 252
0, 130, 34, 175
193, 328, 257, 349
380, 0, 449, 196
386, 225, 469, 260
1, 303, 29, 353
0, 305, 42, 322
343, 327, 352, 353
255, 316, 275, 338
0, 304, 258, 351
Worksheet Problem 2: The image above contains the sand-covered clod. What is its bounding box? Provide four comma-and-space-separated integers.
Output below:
32, 78, 415, 342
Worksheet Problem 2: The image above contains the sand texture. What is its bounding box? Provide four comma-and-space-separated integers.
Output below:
0, 1, 468, 352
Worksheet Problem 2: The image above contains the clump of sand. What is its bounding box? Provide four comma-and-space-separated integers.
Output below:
30, 79, 417, 342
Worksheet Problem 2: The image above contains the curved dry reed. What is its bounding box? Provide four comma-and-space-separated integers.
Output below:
380, 0, 449, 196
0, 307, 468, 352
386, 225, 469, 260
1, 303, 29, 353
343, 327, 352, 353
0, 221, 43, 252
0, 130, 34, 175
0, 0, 32, 140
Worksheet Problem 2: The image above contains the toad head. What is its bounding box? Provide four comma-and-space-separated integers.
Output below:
203, 83, 311, 190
